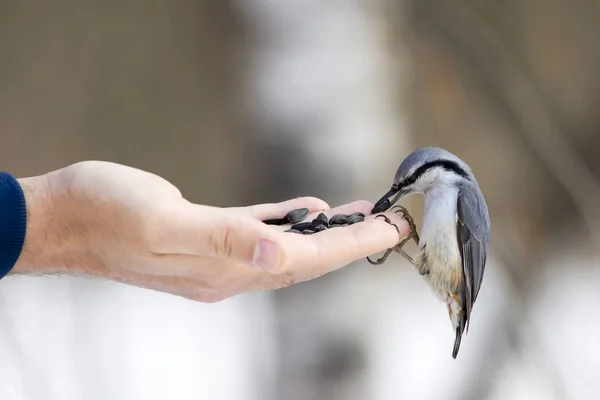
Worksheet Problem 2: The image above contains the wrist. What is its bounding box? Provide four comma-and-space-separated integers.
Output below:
11, 175, 52, 274
13, 170, 113, 278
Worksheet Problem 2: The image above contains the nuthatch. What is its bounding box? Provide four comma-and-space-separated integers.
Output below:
369, 147, 490, 359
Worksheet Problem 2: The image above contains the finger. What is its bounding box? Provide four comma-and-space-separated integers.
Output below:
300, 200, 373, 223
152, 203, 284, 269
274, 200, 375, 231
278, 211, 409, 281
228, 197, 330, 220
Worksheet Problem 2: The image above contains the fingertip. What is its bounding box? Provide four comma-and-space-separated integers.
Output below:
354, 214, 410, 249
294, 196, 330, 211
365, 212, 410, 231
323, 200, 374, 217
239, 197, 330, 221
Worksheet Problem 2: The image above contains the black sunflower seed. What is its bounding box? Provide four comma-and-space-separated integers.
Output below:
316, 212, 328, 222
312, 224, 328, 232
348, 212, 365, 219
311, 219, 329, 229
263, 218, 285, 225
303, 229, 316, 235
347, 214, 365, 225
285, 228, 302, 234
328, 214, 348, 225
291, 222, 313, 231
284, 208, 310, 224
371, 199, 391, 214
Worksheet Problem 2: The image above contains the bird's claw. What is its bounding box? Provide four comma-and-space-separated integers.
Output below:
367, 215, 398, 265
367, 247, 394, 265
366, 206, 420, 267
389, 205, 420, 245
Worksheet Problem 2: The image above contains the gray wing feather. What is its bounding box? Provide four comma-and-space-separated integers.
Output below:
457, 181, 490, 332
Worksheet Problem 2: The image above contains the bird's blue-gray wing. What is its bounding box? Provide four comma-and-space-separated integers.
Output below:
457, 182, 490, 331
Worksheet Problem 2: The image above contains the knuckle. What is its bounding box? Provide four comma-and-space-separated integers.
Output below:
208, 224, 235, 258
301, 196, 329, 208
223, 227, 234, 258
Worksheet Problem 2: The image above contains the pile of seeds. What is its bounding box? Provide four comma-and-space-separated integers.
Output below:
262, 208, 365, 235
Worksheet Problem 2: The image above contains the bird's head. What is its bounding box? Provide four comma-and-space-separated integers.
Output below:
371, 147, 473, 213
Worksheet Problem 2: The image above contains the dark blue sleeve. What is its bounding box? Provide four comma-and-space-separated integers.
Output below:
0, 172, 27, 280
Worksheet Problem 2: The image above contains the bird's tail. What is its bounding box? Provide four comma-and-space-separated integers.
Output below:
452, 325, 463, 359
449, 290, 467, 359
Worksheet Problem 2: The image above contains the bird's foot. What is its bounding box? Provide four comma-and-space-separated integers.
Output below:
366, 214, 417, 267
389, 205, 420, 245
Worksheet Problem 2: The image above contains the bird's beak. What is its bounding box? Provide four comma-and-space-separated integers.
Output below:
371, 186, 407, 214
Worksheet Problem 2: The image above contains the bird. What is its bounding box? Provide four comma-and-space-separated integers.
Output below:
368, 147, 490, 359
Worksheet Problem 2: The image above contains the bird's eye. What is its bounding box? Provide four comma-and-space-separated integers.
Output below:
406, 175, 416, 185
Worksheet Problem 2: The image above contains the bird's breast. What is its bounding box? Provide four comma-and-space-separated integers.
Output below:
416, 187, 463, 296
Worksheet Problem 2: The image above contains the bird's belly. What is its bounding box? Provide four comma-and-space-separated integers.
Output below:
415, 226, 463, 297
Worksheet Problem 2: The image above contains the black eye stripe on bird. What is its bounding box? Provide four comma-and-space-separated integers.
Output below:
403, 159, 471, 186
368, 147, 490, 359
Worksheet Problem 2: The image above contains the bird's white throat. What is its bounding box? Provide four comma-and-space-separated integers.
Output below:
421, 184, 459, 250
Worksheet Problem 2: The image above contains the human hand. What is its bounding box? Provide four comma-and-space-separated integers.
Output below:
13, 161, 408, 302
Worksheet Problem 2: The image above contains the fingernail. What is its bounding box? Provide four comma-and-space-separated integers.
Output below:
252, 239, 280, 270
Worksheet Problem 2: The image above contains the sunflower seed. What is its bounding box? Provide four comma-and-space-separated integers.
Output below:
348, 212, 365, 219
329, 223, 344, 228
284, 208, 310, 224
285, 228, 302, 234
302, 229, 316, 235
316, 212, 328, 222
347, 214, 365, 225
263, 218, 285, 225
328, 214, 348, 225
371, 199, 391, 214
291, 222, 313, 231
311, 219, 329, 229
312, 224, 328, 232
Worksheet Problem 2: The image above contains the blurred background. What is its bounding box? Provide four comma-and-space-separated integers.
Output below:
0, 0, 599, 399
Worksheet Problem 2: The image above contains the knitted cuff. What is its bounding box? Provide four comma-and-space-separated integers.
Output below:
0, 172, 27, 280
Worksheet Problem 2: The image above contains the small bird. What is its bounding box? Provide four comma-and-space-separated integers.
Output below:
369, 147, 490, 359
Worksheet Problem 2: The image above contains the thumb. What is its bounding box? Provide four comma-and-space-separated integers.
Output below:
153, 203, 285, 269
